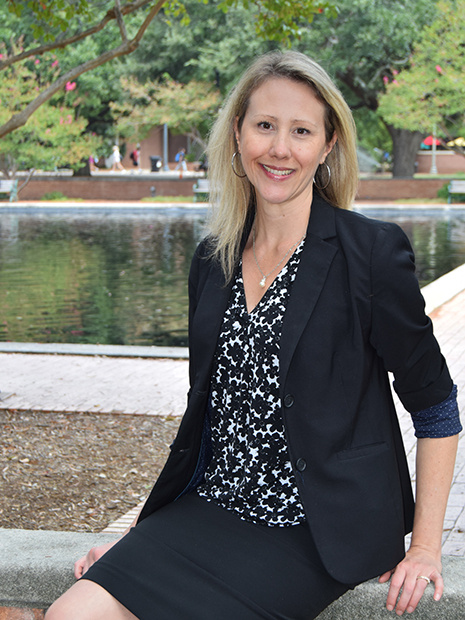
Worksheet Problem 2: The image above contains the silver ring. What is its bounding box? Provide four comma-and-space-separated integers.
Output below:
417, 575, 431, 585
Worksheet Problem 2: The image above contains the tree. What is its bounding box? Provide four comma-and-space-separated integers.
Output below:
122, 0, 275, 93
112, 75, 221, 151
0, 6, 129, 145
139, 0, 438, 177
116, 0, 340, 155
295, 0, 439, 177
378, 0, 465, 158
217, 0, 337, 43
0, 47, 100, 183
1, 0, 165, 139
1, 0, 336, 140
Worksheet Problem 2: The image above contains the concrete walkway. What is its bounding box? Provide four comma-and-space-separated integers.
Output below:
0, 350, 189, 416
0, 270, 464, 554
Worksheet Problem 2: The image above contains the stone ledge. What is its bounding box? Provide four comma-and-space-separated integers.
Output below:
1, 529, 464, 617
0, 529, 115, 610
0, 342, 189, 359
317, 556, 465, 619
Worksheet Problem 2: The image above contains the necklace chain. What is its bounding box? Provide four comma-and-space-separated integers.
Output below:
252, 223, 305, 288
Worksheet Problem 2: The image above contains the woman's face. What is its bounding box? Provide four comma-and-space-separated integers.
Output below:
234, 77, 336, 212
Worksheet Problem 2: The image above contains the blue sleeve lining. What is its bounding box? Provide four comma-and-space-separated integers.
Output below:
411, 384, 462, 438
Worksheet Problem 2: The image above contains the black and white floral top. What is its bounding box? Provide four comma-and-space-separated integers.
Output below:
197, 241, 307, 526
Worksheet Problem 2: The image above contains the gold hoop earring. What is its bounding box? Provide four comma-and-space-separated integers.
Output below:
314, 162, 331, 190
231, 152, 247, 178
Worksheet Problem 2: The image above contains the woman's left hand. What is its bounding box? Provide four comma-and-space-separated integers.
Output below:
378, 545, 443, 615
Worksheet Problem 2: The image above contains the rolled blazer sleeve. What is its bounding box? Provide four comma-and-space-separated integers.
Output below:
369, 222, 453, 413
411, 384, 461, 437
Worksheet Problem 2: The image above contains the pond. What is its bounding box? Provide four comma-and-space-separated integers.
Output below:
1, 206, 464, 347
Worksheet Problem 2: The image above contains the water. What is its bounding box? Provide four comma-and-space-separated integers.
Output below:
0, 209, 206, 347
1, 207, 464, 347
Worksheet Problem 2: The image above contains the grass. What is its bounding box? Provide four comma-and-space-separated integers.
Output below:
141, 195, 194, 202
393, 198, 448, 204
414, 172, 465, 179
37, 193, 195, 203
40, 192, 84, 202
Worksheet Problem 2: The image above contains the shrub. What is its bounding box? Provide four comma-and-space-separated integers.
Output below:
41, 191, 68, 201
437, 182, 465, 203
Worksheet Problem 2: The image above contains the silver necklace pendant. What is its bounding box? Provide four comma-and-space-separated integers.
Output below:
252, 222, 306, 289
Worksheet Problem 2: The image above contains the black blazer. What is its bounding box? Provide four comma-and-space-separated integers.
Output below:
138, 194, 452, 584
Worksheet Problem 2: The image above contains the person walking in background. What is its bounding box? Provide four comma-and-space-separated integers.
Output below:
111, 145, 125, 172
129, 144, 141, 172
174, 147, 187, 172
46, 50, 461, 620
89, 154, 98, 172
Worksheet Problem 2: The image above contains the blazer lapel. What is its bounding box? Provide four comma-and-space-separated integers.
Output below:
279, 196, 338, 386
191, 258, 233, 388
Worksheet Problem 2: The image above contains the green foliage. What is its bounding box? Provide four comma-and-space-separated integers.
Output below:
352, 109, 391, 158
289, 0, 438, 173
122, 0, 338, 93
49, 36, 126, 140
218, 0, 337, 43
141, 195, 194, 202
162, 0, 338, 43
0, 0, 339, 146
164, 0, 193, 26
7, 0, 92, 42
378, 0, 465, 138
0, 1, 164, 142
0, 52, 101, 176
6, 0, 338, 48
437, 183, 449, 201
126, 0, 274, 93
112, 74, 221, 149
41, 191, 80, 201
437, 182, 465, 203
296, 0, 437, 109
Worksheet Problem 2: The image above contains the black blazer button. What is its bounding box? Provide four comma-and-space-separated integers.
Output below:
295, 458, 307, 472
283, 394, 294, 408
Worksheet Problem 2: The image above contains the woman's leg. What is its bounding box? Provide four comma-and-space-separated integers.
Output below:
45, 579, 138, 620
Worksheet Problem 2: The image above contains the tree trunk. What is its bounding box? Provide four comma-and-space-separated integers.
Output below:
387, 125, 425, 178
73, 159, 92, 176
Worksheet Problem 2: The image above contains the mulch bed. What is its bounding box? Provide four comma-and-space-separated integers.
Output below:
0, 409, 180, 532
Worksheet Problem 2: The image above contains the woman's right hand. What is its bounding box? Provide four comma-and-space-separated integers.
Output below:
74, 540, 118, 579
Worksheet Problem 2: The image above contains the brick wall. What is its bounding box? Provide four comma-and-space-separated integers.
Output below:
18, 176, 198, 201
14, 175, 450, 202
0, 608, 44, 619
416, 151, 465, 174
357, 177, 446, 200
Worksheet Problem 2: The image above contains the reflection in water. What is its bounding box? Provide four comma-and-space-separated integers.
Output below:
0, 212, 206, 346
0, 209, 464, 346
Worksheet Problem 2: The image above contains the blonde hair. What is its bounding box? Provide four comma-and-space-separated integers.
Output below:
207, 50, 358, 281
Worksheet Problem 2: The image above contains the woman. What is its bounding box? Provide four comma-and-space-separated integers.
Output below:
111, 145, 125, 171
46, 51, 461, 620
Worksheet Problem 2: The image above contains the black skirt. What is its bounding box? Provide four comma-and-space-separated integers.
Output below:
82, 492, 352, 620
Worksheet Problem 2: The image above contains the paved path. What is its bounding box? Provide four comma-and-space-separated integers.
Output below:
0, 287, 464, 554
0, 354, 188, 416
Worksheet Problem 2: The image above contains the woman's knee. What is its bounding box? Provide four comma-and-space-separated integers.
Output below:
45, 578, 136, 620
44, 580, 91, 620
